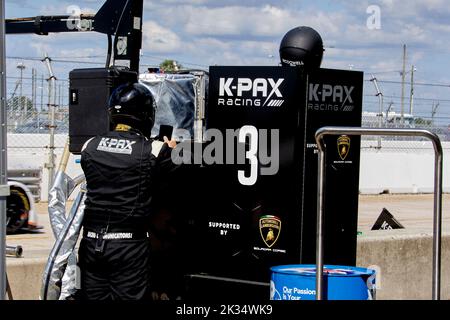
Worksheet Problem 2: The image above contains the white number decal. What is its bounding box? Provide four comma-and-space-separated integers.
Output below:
238, 125, 258, 186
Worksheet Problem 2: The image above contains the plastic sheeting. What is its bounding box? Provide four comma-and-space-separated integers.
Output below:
47, 171, 76, 238
139, 73, 205, 141
41, 172, 86, 300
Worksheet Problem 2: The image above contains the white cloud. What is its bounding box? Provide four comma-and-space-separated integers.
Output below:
367, 60, 402, 73
142, 20, 183, 53
156, 0, 208, 4
137, 2, 438, 71
340, 21, 429, 49
28, 35, 58, 56
214, 39, 280, 65
6, 0, 450, 98
58, 47, 105, 58
38, 2, 96, 16
163, 4, 346, 39
189, 37, 231, 52
10, 30, 104, 62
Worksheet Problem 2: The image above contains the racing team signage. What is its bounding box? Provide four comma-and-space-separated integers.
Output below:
217, 77, 285, 107
185, 66, 363, 298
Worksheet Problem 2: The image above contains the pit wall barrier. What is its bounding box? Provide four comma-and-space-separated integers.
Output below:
6, 231, 450, 300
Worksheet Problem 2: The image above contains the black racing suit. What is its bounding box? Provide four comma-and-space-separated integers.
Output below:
79, 128, 174, 300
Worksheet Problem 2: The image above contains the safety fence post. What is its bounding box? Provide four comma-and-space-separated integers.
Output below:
314, 127, 443, 300
0, 0, 10, 301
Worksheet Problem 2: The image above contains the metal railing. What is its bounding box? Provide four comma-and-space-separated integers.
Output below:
1, 0, 8, 301
314, 127, 443, 300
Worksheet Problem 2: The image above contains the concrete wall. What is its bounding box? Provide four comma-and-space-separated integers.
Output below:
6, 231, 450, 300
359, 141, 450, 194
6, 257, 46, 300
357, 229, 450, 300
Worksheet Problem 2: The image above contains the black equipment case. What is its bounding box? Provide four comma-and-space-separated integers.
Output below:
68, 67, 138, 154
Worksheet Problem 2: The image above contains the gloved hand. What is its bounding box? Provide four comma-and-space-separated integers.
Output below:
163, 136, 177, 149
151, 291, 170, 300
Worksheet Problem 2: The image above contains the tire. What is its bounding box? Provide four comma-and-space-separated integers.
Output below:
6, 186, 31, 234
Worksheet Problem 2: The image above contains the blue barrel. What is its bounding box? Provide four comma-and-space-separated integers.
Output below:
270, 264, 375, 300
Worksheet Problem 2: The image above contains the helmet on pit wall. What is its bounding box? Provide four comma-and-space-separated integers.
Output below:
279, 26, 324, 70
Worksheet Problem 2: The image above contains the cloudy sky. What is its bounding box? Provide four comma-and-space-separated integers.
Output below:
5, 0, 450, 122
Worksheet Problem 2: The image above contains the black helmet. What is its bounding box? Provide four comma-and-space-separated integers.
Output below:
279, 26, 324, 70
108, 82, 155, 137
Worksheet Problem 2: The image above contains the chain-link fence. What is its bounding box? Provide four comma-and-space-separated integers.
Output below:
5, 65, 450, 153
361, 111, 450, 152
6, 71, 68, 123
362, 75, 450, 151
6, 65, 69, 202
4, 61, 450, 201
6, 68, 69, 151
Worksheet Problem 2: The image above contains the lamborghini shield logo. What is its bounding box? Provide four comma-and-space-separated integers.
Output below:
337, 135, 350, 160
259, 215, 281, 248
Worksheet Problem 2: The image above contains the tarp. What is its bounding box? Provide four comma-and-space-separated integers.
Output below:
41, 172, 85, 300
140, 73, 204, 141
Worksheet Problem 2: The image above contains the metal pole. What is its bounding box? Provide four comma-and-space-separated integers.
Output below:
385, 102, 394, 126
54, 80, 57, 123
431, 101, 434, 126
194, 72, 206, 143
43, 54, 56, 193
409, 65, 414, 116
370, 75, 383, 148
32, 68, 36, 114
401, 44, 406, 126
432, 102, 439, 127
315, 127, 443, 300
0, 0, 10, 300
315, 145, 325, 300
40, 74, 44, 112
20, 65, 23, 122
432, 135, 443, 301
54, 79, 57, 111
17, 63, 25, 124
58, 82, 62, 113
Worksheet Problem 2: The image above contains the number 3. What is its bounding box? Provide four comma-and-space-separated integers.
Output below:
238, 125, 258, 186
